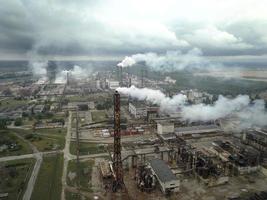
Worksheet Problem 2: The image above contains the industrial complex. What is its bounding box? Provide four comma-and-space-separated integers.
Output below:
0, 64, 267, 200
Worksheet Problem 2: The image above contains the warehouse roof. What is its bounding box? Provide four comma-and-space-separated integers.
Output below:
149, 159, 177, 183
175, 125, 220, 133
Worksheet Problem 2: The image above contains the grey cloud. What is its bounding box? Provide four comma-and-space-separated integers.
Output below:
0, 0, 267, 59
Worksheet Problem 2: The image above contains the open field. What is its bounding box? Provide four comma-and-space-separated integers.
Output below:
70, 142, 107, 156
67, 160, 94, 192
0, 98, 28, 109
13, 128, 66, 152
0, 158, 35, 200
65, 191, 91, 200
31, 154, 63, 200
0, 130, 32, 157
67, 93, 111, 103
91, 111, 108, 122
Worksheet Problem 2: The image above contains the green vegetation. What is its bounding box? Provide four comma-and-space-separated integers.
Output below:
67, 95, 91, 102
91, 111, 108, 122
67, 93, 111, 103
0, 98, 28, 109
129, 66, 267, 96
0, 158, 35, 200
14, 118, 23, 126
65, 191, 91, 200
168, 71, 267, 96
31, 154, 63, 200
67, 160, 94, 192
12, 128, 66, 152
96, 99, 113, 110
70, 142, 107, 155
0, 130, 32, 157
0, 118, 8, 129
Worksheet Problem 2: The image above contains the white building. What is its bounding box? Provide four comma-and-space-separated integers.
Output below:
148, 159, 180, 194
129, 102, 147, 118
157, 122, 174, 135
106, 80, 119, 90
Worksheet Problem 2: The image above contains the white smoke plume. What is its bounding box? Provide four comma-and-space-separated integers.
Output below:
182, 95, 250, 122
117, 48, 221, 71
117, 86, 186, 113
117, 86, 267, 129
54, 65, 91, 84
29, 60, 48, 84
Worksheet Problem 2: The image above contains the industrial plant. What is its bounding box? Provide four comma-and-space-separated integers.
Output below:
1, 62, 267, 200
1, 1, 267, 199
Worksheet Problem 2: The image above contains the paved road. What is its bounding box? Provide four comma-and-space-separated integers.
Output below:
23, 153, 42, 200
0, 154, 35, 162
61, 111, 73, 200
1, 111, 108, 200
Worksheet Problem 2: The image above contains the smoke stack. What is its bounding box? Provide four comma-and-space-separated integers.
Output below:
120, 66, 123, 86
141, 69, 144, 88
66, 72, 69, 85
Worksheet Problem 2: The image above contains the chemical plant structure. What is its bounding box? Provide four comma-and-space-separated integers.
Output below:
1, 65, 267, 200
67, 68, 267, 200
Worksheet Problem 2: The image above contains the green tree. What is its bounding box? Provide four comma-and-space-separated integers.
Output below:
14, 118, 23, 126
0, 119, 7, 129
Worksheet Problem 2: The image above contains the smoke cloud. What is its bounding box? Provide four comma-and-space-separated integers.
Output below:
29, 60, 48, 84
117, 86, 187, 113
117, 48, 222, 71
117, 86, 267, 129
54, 65, 91, 84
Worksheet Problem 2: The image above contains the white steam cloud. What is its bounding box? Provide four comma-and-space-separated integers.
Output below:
54, 65, 91, 84
117, 86, 267, 129
29, 60, 48, 84
117, 48, 221, 71
117, 85, 186, 113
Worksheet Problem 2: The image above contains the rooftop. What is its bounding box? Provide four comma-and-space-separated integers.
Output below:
149, 159, 177, 183
175, 125, 220, 133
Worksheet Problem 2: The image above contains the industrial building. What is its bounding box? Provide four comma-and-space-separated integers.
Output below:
129, 101, 147, 118
148, 159, 180, 194
174, 125, 222, 138
157, 121, 174, 135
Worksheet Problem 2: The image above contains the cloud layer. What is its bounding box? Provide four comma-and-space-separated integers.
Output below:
1, 0, 267, 59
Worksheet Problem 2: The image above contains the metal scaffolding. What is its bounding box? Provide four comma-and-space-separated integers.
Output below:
113, 91, 124, 191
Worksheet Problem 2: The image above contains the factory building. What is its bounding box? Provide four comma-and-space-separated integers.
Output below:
106, 79, 120, 90
242, 128, 267, 165
148, 159, 180, 194
175, 125, 222, 137
129, 102, 147, 118
157, 122, 174, 135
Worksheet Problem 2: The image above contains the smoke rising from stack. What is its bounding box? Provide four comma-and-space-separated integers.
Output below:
54, 65, 91, 84
117, 48, 222, 71
29, 60, 48, 84
117, 86, 187, 113
117, 86, 267, 130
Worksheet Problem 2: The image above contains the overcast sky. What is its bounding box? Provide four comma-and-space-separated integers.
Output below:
1, 0, 267, 61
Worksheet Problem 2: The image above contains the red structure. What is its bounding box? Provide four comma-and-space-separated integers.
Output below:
112, 91, 124, 191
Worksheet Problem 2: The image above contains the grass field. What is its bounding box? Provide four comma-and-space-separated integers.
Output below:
65, 191, 91, 200
91, 111, 108, 122
0, 158, 35, 200
32, 128, 66, 151
0, 98, 28, 109
70, 142, 106, 156
13, 128, 66, 152
67, 93, 110, 103
67, 160, 94, 192
31, 154, 63, 200
0, 130, 32, 157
